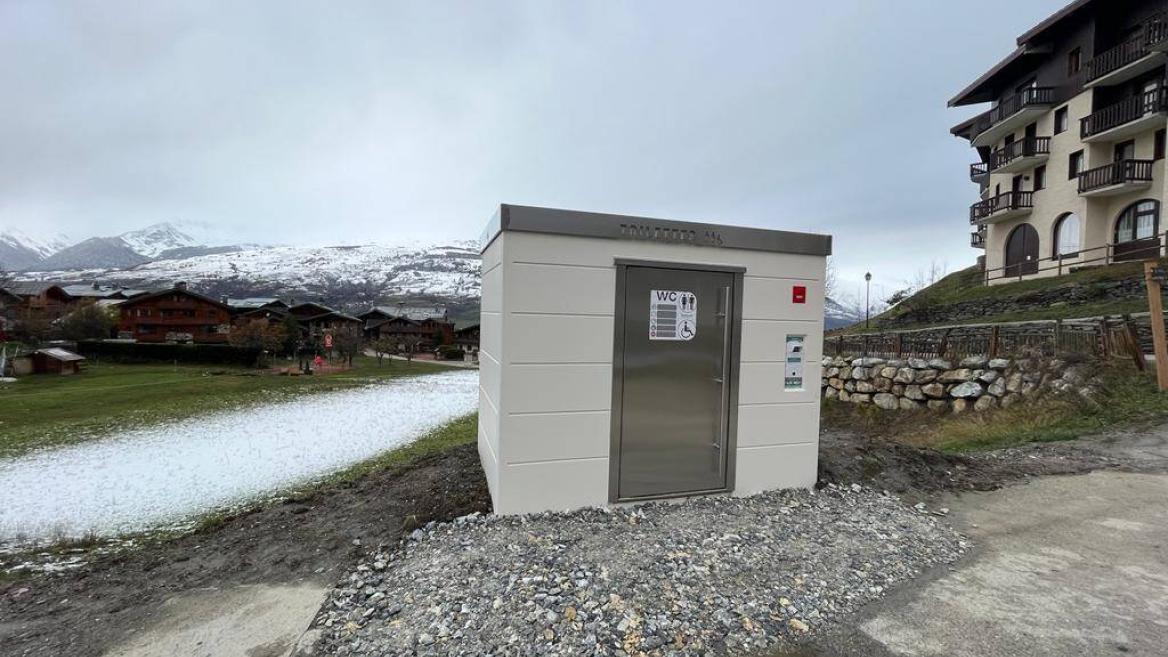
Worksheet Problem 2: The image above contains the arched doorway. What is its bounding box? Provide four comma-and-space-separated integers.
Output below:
1004, 223, 1039, 278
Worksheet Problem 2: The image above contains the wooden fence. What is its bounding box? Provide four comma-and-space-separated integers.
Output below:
826, 312, 1163, 368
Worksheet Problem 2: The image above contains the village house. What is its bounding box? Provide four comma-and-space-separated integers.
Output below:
453, 324, 480, 354
4, 282, 72, 319
359, 304, 455, 348
116, 282, 233, 344
287, 302, 363, 338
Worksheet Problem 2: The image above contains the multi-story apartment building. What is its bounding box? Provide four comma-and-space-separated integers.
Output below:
952, 0, 1168, 284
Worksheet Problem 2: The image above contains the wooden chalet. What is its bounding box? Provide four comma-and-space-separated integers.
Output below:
116, 282, 233, 344
360, 304, 454, 347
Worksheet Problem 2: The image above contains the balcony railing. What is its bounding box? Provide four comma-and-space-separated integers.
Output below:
969, 162, 989, 181
989, 136, 1051, 170
1077, 159, 1155, 194
970, 191, 1034, 224
968, 87, 1056, 142
1085, 11, 1168, 82
1081, 84, 1168, 138
971, 230, 986, 248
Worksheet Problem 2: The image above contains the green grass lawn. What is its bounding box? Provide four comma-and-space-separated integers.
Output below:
822, 363, 1168, 452
0, 355, 446, 457
842, 260, 1162, 333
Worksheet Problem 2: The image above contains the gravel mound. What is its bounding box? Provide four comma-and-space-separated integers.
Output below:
314, 485, 967, 656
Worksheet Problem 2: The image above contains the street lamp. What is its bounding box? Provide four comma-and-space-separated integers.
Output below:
864, 272, 872, 329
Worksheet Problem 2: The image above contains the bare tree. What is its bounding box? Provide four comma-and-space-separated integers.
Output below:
399, 334, 421, 365
824, 258, 838, 300
331, 324, 366, 367
371, 336, 399, 366
907, 259, 949, 293
58, 303, 116, 342
229, 319, 286, 353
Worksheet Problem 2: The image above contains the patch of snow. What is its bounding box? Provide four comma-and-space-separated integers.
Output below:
0, 370, 479, 543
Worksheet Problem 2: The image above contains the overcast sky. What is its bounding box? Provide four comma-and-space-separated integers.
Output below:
0, 0, 1070, 300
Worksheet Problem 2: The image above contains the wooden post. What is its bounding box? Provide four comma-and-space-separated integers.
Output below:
895, 333, 903, 358
1054, 319, 1063, 356
1123, 313, 1146, 372
988, 325, 1000, 359
1144, 261, 1168, 390
939, 328, 951, 360
1097, 319, 1110, 359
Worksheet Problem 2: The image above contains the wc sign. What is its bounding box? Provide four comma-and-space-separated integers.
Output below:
649, 290, 697, 341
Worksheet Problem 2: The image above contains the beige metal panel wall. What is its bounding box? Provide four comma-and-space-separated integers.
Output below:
734, 443, 819, 496
486, 230, 824, 515
478, 233, 506, 506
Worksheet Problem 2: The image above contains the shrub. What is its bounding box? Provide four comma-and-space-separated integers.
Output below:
75, 340, 263, 367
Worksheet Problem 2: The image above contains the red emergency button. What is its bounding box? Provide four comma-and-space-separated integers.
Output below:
792, 285, 807, 304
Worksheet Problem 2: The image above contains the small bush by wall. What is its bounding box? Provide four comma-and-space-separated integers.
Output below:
76, 340, 263, 367
822, 354, 1100, 413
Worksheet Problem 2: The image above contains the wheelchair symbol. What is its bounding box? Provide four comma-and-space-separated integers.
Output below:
679, 320, 695, 339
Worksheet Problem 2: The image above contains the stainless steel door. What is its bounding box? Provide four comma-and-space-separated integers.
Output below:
615, 265, 735, 499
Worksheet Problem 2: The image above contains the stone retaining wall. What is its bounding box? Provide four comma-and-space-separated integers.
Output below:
821, 355, 1099, 413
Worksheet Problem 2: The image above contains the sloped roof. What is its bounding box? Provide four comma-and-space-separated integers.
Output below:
4, 281, 65, 297
363, 305, 448, 321
226, 297, 286, 309
34, 347, 86, 362
119, 286, 231, 310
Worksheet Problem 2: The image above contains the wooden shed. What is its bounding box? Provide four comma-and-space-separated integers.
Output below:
31, 348, 86, 375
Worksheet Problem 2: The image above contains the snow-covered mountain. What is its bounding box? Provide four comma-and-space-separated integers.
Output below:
6, 220, 854, 328
29, 242, 483, 303
0, 229, 71, 271
118, 223, 201, 258
824, 296, 864, 330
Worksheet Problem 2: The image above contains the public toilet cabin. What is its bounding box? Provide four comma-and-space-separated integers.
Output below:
478, 204, 831, 515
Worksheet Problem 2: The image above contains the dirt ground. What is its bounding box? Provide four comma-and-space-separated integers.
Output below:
0, 444, 489, 657
817, 421, 1168, 499
3, 424, 1166, 657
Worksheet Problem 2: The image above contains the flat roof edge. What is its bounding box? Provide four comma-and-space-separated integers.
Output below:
480, 204, 832, 257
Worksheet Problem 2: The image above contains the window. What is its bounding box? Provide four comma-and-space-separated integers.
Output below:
1156, 129, 1166, 160
1054, 107, 1069, 134
1068, 47, 1082, 76
1034, 165, 1047, 191
1115, 200, 1160, 243
1114, 140, 1136, 162
1054, 213, 1081, 257
1069, 150, 1084, 179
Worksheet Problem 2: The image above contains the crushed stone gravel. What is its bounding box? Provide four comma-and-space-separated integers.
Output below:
314, 484, 967, 656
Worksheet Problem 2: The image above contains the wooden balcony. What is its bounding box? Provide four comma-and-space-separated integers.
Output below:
989, 136, 1051, 174
1078, 159, 1155, 197
1086, 12, 1168, 88
1081, 85, 1168, 142
969, 87, 1056, 148
969, 162, 989, 183
970, 191, 1033, 225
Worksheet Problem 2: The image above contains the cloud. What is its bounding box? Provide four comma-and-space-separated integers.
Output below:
0, 0, 1069, 289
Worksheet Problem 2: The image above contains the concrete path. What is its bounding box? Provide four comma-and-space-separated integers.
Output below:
773, 470, 1168, 656
103, 583, 329, 657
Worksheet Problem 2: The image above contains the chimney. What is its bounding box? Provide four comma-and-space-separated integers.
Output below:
174, 281, 188, 291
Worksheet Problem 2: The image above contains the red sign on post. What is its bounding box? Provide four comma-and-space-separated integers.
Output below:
792, 285, 807, 304
324, 334, 334, 348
